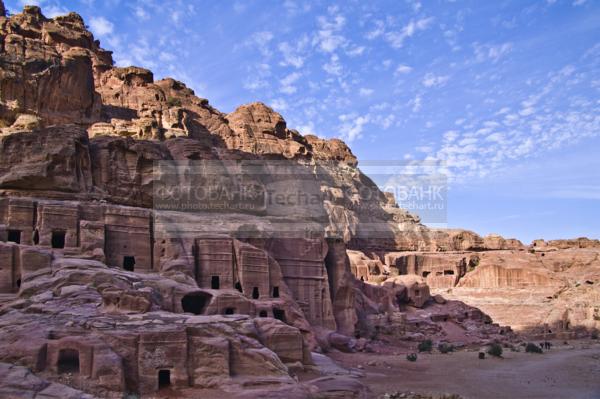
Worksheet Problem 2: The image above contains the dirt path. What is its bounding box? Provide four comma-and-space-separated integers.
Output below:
330, 343, 600, 398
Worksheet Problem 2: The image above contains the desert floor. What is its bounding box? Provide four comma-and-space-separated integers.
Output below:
329, 340, 600, 399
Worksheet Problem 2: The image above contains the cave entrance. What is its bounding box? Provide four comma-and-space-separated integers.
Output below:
57, 349, 80, 374
33, 230, 39, 245
273, 308, 286, 323
252, 287, 260, 299
211, 276, 220, 289
158, 369, 171, 389
235, 282, 243, 293
444, 270, 455, 275
224, 307, 235, 315
51, 230, 66, 249
272, 286, 279, 298
395, 290, 408, 307
7, 230, 21, 244
259, 310, 268, 317
422, 271, 430, 278
324, 239, 339, 303
123, 256, 136, 271
181, 293, 211, 315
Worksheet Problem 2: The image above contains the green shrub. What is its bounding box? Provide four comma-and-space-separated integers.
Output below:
487, 343, 503, 357
418, 339, 433, 353
478, 352, 485, 359
438, 342, 455, 354
406, 353, 418, 362
166, 96, 182, 107
525, 343, 543, 353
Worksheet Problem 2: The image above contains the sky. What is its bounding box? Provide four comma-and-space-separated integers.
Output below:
6, 0, 600, 243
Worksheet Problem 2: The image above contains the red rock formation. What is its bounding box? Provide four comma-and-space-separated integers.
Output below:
0, 3, 597, 397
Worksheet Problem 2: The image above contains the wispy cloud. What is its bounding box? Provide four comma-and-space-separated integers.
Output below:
385, 17, 434, 48
89, 16, 114, 36
474, 42, 513, 63
422, 73, 449, 87
338, 113, 370, 142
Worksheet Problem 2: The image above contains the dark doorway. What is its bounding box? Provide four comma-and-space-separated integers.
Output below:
33, 230, 39, 245
224, 307, 235, 315
444, 270, 455, 275
252, 287, 259, 299
158, 369, 171, 389
273, 308, 286, 323
7, 230, 21, 244
259, 310, 268, 317
181, 293, 211, 315
422, 271, 430, 278
211, 276, 220, 289
235, 282, 243, 293
16, 278, 21, 289
272, 286, 279, 298
123, 256, 135, 271
57, 349, 80, 374
51, 230, 66, 249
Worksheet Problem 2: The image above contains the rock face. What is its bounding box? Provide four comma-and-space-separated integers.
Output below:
348, 245, 600, 337
0, 3, 597, 398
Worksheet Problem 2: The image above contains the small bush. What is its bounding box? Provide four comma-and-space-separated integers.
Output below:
478, 352, 485, 359
406, 353, 418, 362
418, 339, 433, 353
166, 96, 182, 107
487, 343, 503, 357
438, 343, 455, 354
591, 330, 598, 340
525, 343, 543, 353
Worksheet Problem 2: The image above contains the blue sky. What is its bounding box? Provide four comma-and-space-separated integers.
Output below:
7, 0, 600, 243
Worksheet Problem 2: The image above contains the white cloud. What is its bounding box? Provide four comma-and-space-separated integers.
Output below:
385, 17, 434, 48
572, 0, 587, 5
323, 54, 342, 76
278, 37, 309, 68
519, 107, 535, 116
280, 72, 302, 95
346, 46, 366, 57
170, 10, 181, 23
410, 95, 423, 112
89, 17, 114, 36
243, 63, 271, 91
371, 113, 395, 129
243, 77, 268, 91
134, 6, 150, 20
315, 30, 345, 53
422, 73, 449, 88
244, 31, 274, 58
443, 130, 459, 142
159, 52, 176, 62
366, 20, 385, 40
359, 88, 374, 97
339, 113, 370, 142
395, 64, 413, 75
270, 98, 289, 112
45, 5, 69, 18
474, 42, 513, 63
296, 121, 317, 136
410, 60, 600, 183
314, 8, 347, 53
283, 0, 311, 15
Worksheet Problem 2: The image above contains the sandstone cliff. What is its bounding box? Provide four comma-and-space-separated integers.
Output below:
0, 3, 597, 398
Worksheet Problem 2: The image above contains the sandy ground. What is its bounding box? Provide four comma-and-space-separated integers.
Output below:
329, 341, 600, 399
